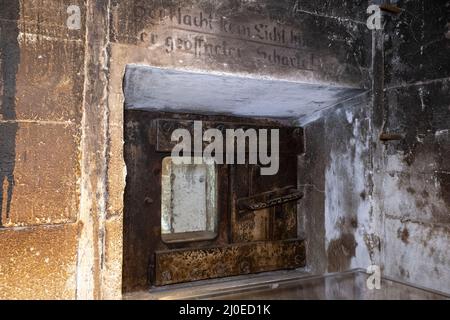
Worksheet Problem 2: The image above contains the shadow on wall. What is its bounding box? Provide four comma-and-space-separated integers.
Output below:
0, 0, 20, 226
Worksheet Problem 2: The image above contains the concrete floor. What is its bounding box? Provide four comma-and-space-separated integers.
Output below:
124, 269, 450, 300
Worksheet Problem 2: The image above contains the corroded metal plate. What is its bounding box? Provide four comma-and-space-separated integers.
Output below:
155, 239, 305, 286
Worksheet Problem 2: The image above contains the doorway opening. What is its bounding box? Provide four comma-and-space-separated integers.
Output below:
121, 65, 364, 294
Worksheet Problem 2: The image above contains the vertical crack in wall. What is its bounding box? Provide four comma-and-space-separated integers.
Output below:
368, 25, 385, 269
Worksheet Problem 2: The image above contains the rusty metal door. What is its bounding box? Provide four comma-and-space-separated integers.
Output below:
145, 113, 305, 286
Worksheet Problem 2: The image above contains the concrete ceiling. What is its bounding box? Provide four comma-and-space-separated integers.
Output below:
124, 65, 366, 125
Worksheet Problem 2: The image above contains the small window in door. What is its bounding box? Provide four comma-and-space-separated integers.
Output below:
161, 157, 218, 243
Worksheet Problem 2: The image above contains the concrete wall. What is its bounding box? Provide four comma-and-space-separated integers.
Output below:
301, 0, 450, 294
1, 0, 448, 299
376, 0, 450, 294
0, 1, 122, 299
0, 0, 84, 299
300, 93, 378, 275
0, 0, 371, 299
113, 0, 371, 293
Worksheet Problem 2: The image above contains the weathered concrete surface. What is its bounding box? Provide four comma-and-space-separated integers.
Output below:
0, 0, 85, 299
0, 0, 121, 300
113, 0, 372, 293
384, 0, 450, 86
0, 224, 78, 300
373, 0, 450, 294
0, 0, 372, 298
300, 93, 378, 274
111, 0, 371, 87
0, 0, 86, 40
0, 0, 84, 300
76, 0, 125, 300
376, 80, 450, 294
1, 1, 83, 227
300, 0, 450, 295
1, 122, 80, 227
13, 37, 84, 122
124, 66, 365, 121
0, 0, 447, 299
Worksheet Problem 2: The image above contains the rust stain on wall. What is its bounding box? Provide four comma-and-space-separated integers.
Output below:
397, 227, 410, 245
327, 233, 357, 273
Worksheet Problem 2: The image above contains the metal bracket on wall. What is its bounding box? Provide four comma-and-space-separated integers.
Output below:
380, 4, 401, 15
379, 132, 404, 142
238, 187, 304, 214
